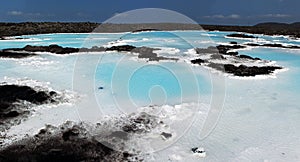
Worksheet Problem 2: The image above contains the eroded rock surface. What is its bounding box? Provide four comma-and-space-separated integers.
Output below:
0, 84, 59, 131
0, 111, 167, 162
0, 122, 137, 162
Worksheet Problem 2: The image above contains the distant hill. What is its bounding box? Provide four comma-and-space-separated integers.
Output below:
0, 22, 299, 38
203, 22, 300, 38
254, 22, 289, 27
291, 22, 300, 28
251, 22, 300, 37
255, 22, 300, 28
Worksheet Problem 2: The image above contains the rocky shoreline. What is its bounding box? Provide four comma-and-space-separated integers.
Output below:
1, 44, 179, 61
191, 43, 283, 77
0, 110, 168, 162
0, 43, 285, 77
0, 22, 295, 161
0, 84, 58, 132
1, 22, 300, 38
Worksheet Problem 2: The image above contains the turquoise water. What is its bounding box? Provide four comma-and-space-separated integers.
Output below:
1, 31, 300, 161
0, 33, 122, 49
242, 47, 300, 92
94, 54, 211, 107
119, 31, 195, 49
1, 31, 300, 105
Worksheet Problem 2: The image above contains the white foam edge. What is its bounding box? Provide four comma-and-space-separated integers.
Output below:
224, 36, 262, 41
153, 47, 180, 55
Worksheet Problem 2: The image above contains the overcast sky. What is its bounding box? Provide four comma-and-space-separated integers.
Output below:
0, 0, 299, 25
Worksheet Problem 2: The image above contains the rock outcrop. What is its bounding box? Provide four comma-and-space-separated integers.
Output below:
223, 64, 282, 76
0, 84, 58, 131
6, 45, 80, 54
245, 43, 300, 49
191, 44, 282, 77
0, 50, 36, 58
227, 33, 256, 39
0, 122, 136, 162
1, 44, 178, 61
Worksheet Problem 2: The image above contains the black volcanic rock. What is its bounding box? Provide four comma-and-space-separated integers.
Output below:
106, 45, 178, 61
206, 63, 281, 76
106, 45, 136, 52
191, 45, 282, 77
2, 44, 178, 61
80, 46, 106, 52
216, 44, 246, 54
131, 29, 159, 33
0, 84, 57, 131
227, 33, 256, 39
0, 50, 36, 58
244, 43, 260, 47
245, 43, 300, 49
122, 112, 158, 133
191, 58, 206, 65
27, 44, 79, 54
0, 85, 55, 104
4, 44, 79, 54
226, 51, 239, 56
207, 63, 226, 71
161, 132, 172, 139
262, 43, 300, 49
262, 43, 285, 48
195, 47, 219, 54
224, 64, 282, 76
238, 54, 261, 60
0, 109, 167, 161
62, 128, 80, 141
134, 47, 170, 61
0, 123, 135, 162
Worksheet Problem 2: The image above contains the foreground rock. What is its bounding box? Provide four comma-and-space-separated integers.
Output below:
0, 84, 56, 104
0, 111, 167, 161
122, 112, 159, 133
0, 122, 137, 162
0, 84, 58, 131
